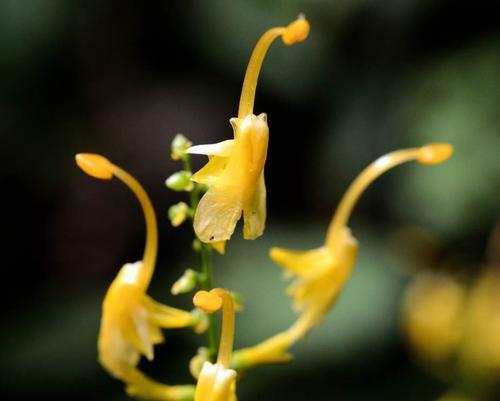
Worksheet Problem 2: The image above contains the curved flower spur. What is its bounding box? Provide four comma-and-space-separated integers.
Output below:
187, 16, 310, 246
75, 154, 204, 398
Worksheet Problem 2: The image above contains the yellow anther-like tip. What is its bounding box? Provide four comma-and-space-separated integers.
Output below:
193, 290, 222, 313
417, 143, 453, 165
75, 153, 114, 180
282, 15, 310, 45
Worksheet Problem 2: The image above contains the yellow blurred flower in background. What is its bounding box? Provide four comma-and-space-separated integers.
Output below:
460, 270, 500, 379
402, 226, 500, 401
402, 272, 466, 364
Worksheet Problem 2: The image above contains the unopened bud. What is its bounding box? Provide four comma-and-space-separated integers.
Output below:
192, 239, 202, 252
231, 291, 244, 312
168, 202, 190, 227
166, 171, 194, 191
191, 309, 209, 334
189, 347, 210, 379
171, 268, 198, 295
171, 133, 193, 160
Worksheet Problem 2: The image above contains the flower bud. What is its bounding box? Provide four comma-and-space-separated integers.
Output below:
171, 133, 193, 160
168, 202, 190, 227
230, 291, 244, 312
192, 239, 202, 252
166, 171, 194, 192
189, 347, 211, 380
191, 309, 209, 334
171, 269, 198, 295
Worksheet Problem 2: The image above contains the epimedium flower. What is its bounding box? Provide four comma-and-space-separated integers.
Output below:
187, 16, 310, 245
75, 153, 204, 397
270, 144, 454, 342
192, 288, 238, 401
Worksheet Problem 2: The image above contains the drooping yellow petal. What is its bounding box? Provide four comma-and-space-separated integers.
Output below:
270, 246, 332, 276
242, 172, 266, 240
193, 185, 243, 243
270, 228, 358, 340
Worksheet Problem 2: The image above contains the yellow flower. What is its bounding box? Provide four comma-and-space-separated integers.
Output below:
188, 16, 310, 244
460, 270, 500, 378
271, 144, 454, 341
403, 267, 500, 386
193, 289, 238, 401
402, 272, 466, 363
75, 154, 202, 390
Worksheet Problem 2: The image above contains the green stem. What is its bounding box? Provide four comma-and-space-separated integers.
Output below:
199, 243, 218, 359
182, 153, 218, 360
182, 155, 200, 211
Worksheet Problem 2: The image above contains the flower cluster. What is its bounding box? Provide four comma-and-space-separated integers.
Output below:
75, 15, 454, 401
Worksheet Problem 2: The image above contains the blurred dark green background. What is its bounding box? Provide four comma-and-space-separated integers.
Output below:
1, 1, 499, 400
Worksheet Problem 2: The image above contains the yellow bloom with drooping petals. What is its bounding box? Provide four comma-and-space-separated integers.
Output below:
188, 16, 310, 244
76, 154, 202, 395
402, 272, 466, 364
193, 289, 238, 401
271, 144, 454, 341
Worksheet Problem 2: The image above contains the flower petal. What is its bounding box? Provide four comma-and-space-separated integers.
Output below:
191, 156, 229, 185
193, 185, 243, 243
211, 240, 226, 254
242, 172, 266, 240
128, 306, 154, 361
270, 246, 332, 276
187, 140, 234, 156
